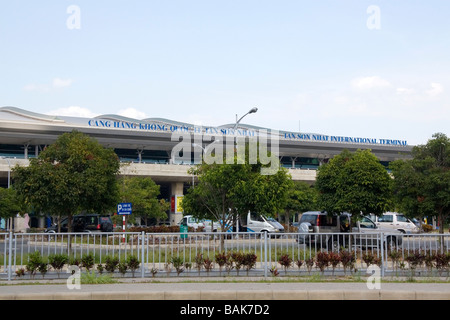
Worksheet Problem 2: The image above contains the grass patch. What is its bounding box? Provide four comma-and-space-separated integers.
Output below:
81, 271, 118, 284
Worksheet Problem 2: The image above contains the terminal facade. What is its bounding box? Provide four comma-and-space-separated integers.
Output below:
0, 106, 412, 228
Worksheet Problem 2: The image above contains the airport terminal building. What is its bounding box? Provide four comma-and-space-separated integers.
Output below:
0, 106, 412, 227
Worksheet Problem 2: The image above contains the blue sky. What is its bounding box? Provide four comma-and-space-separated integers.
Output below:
1, 1, 449, 145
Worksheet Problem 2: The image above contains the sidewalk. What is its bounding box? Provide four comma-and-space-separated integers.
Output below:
0, 277, 449, 300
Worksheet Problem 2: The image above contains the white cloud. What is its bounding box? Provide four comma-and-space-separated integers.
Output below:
396, 87, 414, 95
23, 78, 73, 92
117, 107, 147, 119
23, 84, 50, 92
46, 106, 99, 118
426, 82, 443, 97
52, 78, 73, 88
351, 76, 391, 90
185, 114, 217, 126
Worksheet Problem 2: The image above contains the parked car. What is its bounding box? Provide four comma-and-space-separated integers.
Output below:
45, 214, 114, 233
368, 212, 420, 234
297, 211, 403, 250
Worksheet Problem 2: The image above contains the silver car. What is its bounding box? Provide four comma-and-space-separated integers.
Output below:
297, 211, 403, 251
368, 212, 420, 234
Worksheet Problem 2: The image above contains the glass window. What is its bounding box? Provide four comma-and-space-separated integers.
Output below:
188, 217, 197, 223
359, 217, 376, 229
379, 215, 393, 223
319, 215, 337, 227
300, 214, 318, 226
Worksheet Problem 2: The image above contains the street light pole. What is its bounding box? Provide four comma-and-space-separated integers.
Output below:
191, 140, 222, 188
233, 107, 258, 130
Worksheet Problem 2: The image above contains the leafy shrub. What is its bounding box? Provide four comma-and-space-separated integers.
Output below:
405, 251, 424, 279
305, 258, 314, 274
339, 250, 355, 275
170, 256, 184, 276
127, 255, 140, 277
26, 251, 43, 279
15, 268, 26, 278
328, 252, 341, 275
388, 250, 402, 275
278, 253, 292, 275
295, 259, 303, 273
362, 251, 375, 266
184, 262, 192, 273
405, 251, 424, 270
81, 254, 95, 272
97, 264, 104, 274
215, 252, 231, 276
231, 252, 245, 276
243, 253, 257, 275
104, 255, 119, 273
270, 266, 279, 277
315, 252, 330, 274
128, 225, 197, 233
118, 262, 128, 277
194, 253, 204, 275
434, 252, 450, 277
69, 257, 80, 267
48, 254, 68, 278
38, 263, 48, 279
203, 257, 214, 274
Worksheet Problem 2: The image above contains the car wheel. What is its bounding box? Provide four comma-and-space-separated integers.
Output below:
327, 237, 340, 252
101, 222, 113, 232
46, 230, 56, 240
385, 236, 398, 251
327, 236, 349, 252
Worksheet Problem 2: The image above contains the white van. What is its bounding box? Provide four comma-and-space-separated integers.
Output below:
244, 212, 284, 233
179, 215, 205, 231
369, 212, 419, 234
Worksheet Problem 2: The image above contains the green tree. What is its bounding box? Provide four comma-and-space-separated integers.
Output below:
118, 176, 168, 225
315, 149, 392, 222
282, 181, 318, 230
0, 187, 24, 220
390, 133, 450, 234
183, 142, 291, 248
12, 130, 120, 232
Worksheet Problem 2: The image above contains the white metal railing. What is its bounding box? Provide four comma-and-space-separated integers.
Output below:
0, 231, 448, 280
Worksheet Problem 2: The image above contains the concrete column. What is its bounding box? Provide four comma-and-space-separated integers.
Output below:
23, 144, 30, 159
170, 182, 184, 226
291, 157, 297, 169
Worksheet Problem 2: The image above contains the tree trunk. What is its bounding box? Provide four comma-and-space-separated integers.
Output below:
67, 213, 73, 253
57, 215, 61, 233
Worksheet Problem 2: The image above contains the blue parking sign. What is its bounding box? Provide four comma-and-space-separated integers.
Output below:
117, 202, 132, 215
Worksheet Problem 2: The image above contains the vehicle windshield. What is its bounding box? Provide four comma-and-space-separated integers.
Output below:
359, 217, 376, 229
396, 215, 409, 222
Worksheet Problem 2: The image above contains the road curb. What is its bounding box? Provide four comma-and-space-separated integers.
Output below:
1, 290, 448, 300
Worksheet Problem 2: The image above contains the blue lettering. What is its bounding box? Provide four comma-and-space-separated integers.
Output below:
88, 119, 111, 127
